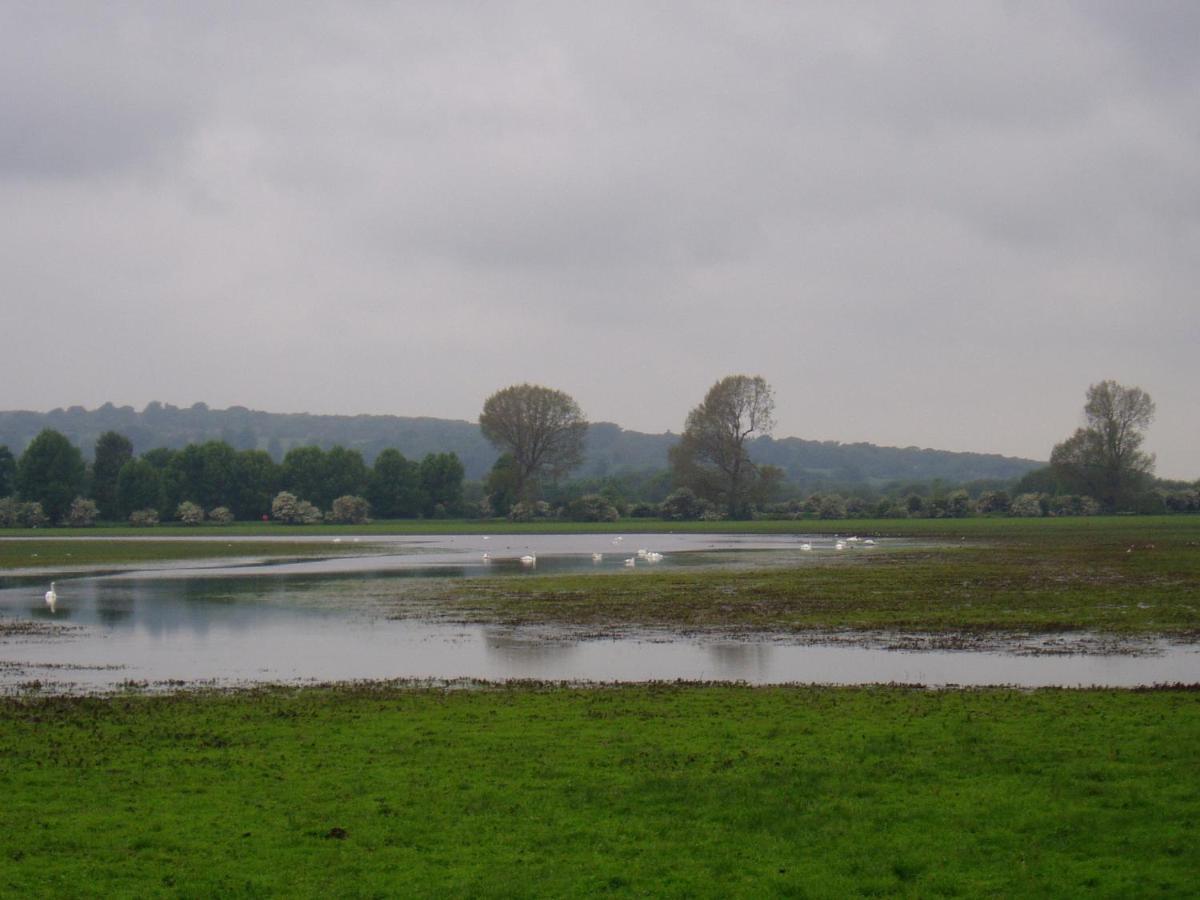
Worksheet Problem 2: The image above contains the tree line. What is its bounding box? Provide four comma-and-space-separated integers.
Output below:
1, 378, 1192, 527
472, 376, 1195, 521
0, 432, 464, 526
0, 402, 1042, 486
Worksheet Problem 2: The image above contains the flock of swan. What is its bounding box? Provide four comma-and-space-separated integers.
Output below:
37, 534, 879, 611
800, 536, 876, 552
476, 533, 874, 571
479, 536, 667, 569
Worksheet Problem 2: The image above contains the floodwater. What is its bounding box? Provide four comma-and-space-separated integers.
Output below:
1, 534, 1197, 693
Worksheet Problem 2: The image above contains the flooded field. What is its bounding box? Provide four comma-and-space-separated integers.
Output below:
2, 533, 1197, 692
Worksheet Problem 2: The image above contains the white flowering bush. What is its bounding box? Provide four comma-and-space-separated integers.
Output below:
17, 502, 49, 528
1008, 493, 1044, 517
272, 491, 322, 524
176, 501, 205, 525
328, 495, 371, 525
66, 496, 99, 527
129, 508, 160, 527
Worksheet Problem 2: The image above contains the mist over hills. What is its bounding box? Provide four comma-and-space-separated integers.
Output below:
0, 402, 1042, 486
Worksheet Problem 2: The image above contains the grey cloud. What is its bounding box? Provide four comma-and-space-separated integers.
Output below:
0, 2, 1197, 477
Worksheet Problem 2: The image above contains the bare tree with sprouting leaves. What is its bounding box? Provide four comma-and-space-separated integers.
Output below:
1050, 380, 1156, 509
669, 375, 778, 519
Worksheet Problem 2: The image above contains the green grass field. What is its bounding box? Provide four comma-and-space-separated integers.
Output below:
1, 684, 1197, 897
4, 513, 1191, 539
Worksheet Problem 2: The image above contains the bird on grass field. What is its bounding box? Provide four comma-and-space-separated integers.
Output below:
45, 582, 57, 613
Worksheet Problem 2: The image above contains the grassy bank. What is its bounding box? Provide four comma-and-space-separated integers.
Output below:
1, 684, 1196, 896
423, 517, 1200, 635
4, 513, 1194, 540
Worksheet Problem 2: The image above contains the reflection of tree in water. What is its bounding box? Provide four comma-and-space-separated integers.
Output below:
483, 628, 580, 670
707, 641, 773, 676
95, 584, 135, 626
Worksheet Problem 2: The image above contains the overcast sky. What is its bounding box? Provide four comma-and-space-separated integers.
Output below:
2, 2, 1197, 477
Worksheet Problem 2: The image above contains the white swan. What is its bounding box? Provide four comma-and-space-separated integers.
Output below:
44, 582, 57, 613
592, 552, 603, 562
520, 554, 536, 567
799, 543, 813, 551
624, 557, 636, 567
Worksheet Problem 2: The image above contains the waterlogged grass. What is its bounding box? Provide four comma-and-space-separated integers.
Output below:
0, 684, 1196, 897
4, 517, 1199, 633
433, 517, 1200, 635
0, 538, 368, 571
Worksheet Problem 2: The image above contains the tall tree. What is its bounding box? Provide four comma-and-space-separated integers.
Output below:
115, 458, 163, 518
479, 384, 588, 500
280, 446, 327, 507
368, 449, 425, 519
0, 445, 15, 497
323, 446, 369, 508
668, 375, 777, 518
230, 449, 279, 520
484, 453, 520, 517
419, 452, 465, 517
91, 432, 133, 520
1050, 380, 1155, 509
16, 429, 86, 523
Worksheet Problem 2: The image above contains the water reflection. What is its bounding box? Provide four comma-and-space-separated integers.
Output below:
484, 629, 581, 671
707, 642, 775, 679
1, 533, 1198, 692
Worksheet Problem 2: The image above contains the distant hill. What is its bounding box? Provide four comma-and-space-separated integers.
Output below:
0, 402, 1043, 485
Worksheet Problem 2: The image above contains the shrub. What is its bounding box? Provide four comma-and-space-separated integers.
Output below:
628, 501, 659, 519
817, 495, 847, 520
976, 490, 1011, 515
565, 494, 620, 522
1164, 491, 1199, 513
65, 496, 99, 527
459, 501, 485, 520
328, 495, 371, 525
1009, 493, 1044, 517
1133, 492, 1166, 515
176, 501, 205, 525
16, 502, 48, 528
945, 490, 972, 519
508, 500, 552, 523
208, 506, 235, 525
129, 508, 159, 527
272, 492, 322, 524
0, 497, 17, 527
844, 497, 872, 518
661, 488, 703, 521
